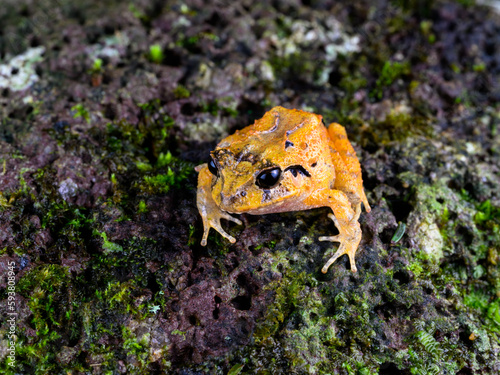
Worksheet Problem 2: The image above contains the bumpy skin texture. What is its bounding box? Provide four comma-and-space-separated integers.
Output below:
196, 106, 371, 273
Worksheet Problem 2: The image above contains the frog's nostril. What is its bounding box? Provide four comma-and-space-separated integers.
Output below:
240, 191, 247, 197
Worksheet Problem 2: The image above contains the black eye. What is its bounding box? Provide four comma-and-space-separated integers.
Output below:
256, 167, 281, 189
208, 158, 218, 176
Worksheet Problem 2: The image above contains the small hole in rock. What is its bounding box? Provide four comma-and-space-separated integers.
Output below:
379, 362, 405, 374
181, 102, 195, 115
393, 270, 410, 284
230, 295, 251, 310
213, 308, 220, 319
459, 330, 474, 348
456, 366, 473, 375
389, 199, 413, 222
457, 225, 473, 246
164, 49, 183, 66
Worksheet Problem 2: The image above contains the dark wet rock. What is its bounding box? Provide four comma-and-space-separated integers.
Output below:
0, 0, 499, 374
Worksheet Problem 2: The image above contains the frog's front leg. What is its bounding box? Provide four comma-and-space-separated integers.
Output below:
195, 164, 242, 246
305, 189, 362, 273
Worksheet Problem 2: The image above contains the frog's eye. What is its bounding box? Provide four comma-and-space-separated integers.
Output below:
256, 167, 281, 189
208, 158, 219, 176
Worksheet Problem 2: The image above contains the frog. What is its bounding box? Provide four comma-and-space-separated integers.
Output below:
195, 106, 371, 273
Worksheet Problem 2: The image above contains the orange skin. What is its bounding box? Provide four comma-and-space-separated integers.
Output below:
196, 106, 371, 273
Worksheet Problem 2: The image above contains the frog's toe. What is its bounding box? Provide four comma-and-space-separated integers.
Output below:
319, 214, 361, 273
220, 212, 242, 226
318, 235, 340, 242
215, 213, 242, 242
213, 225, 237, 244
201, 213, 241, 246
321, 241, 358, 273
201, 233, 208, 246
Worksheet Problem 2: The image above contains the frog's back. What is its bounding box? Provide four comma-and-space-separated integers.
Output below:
257, 107, 334, 182
219, 106, 330, 166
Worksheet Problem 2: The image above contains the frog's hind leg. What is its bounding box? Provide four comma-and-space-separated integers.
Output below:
319, 211, 361, 273
304, 189, 362, 273
328, 123, 371, 212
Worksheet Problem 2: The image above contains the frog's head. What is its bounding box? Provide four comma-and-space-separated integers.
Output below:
208, 146, 312, 214
206, 106, 331, 214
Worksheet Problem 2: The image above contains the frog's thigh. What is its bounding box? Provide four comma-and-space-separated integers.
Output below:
328, 123, 371, 212
305, 189, 354, 223
328, 123, 362, 179
304, 189, 362, 273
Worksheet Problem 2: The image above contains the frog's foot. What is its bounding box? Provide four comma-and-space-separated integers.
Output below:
200, 212, 242, 246
319, 213, 361, 273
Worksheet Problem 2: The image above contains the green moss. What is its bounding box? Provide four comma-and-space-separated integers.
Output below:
104, 100, 193, 199
392, 0, 434, 17
366, 111, 433, 146
71, 103, 90, 123
156, 151, 173, 168
456, 0, 476, 6
175, 31, 218, 52
148, 44, 164, 64
464, 288, 500, 332
339, 70, 368, 95
414, 330, 443, 357
171, 329, 187, 338
122, 326, 150, 369
137, 200, 147, 213
200, 97, 239, 117
139, 165, 191, 194
407, 261, 423, 277
135, 160, 153, 172
174, 85, 191, 99
128, 4, 148, 21
96, 231, 124, 253
398, 174, 500, 340
407, 329, 462, 375
473, 62, 486, 72
474, 199, 500, 224
254, 269, 309, 342
269, 52, 326, 86
420, 20, 435, 43
11, 265, 73, 373
0, 191, 13, 209
371, 61, 410, 99
487, 300, 500, 328
90, 58, 103, 73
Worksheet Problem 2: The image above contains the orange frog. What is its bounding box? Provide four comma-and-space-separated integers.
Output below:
195, 106, 371, 273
